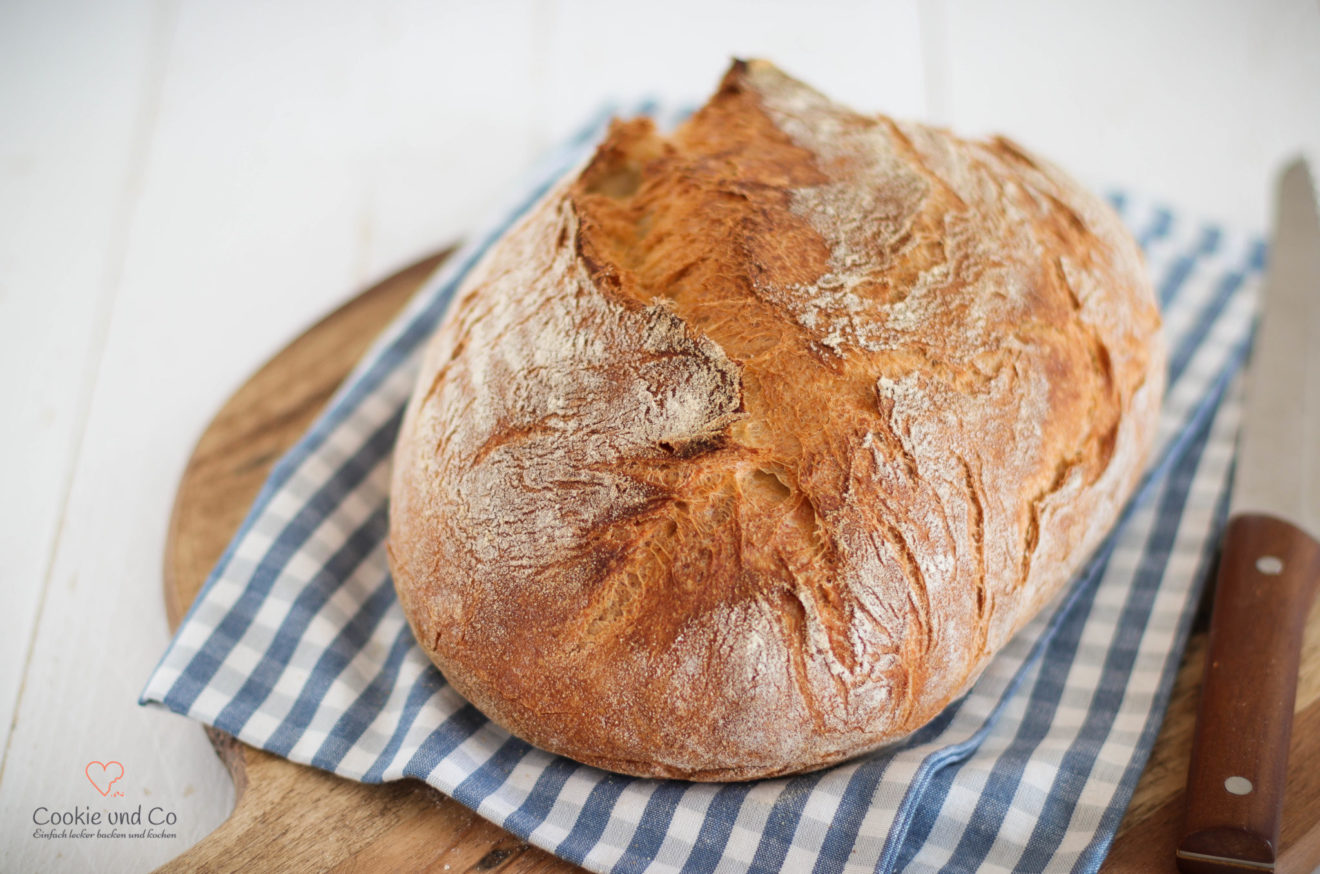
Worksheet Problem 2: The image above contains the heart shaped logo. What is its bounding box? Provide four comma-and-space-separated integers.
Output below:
85, 761, 124, 797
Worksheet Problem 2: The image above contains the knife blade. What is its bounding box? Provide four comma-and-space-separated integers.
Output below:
1176, 159, 1320, 874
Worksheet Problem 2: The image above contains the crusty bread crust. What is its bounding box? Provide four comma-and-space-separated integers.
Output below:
388, 60, 1165, 780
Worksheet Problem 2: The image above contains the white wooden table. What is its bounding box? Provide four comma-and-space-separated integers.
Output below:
1, 1, 1316, 870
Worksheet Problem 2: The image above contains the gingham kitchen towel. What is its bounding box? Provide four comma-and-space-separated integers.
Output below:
141, 102, 1266, 874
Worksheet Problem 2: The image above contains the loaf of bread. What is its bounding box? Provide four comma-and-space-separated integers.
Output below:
388, 60, 1165, 781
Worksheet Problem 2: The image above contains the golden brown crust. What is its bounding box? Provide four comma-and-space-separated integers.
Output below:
388, 60, 1165, 781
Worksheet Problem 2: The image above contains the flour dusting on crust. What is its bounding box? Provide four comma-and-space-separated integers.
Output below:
388, 60, 1165, 781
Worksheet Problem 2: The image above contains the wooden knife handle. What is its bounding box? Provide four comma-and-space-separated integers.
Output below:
1177, 513, 1320, 873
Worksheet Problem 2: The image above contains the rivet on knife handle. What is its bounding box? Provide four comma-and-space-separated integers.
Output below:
1176, 513, 1320, 873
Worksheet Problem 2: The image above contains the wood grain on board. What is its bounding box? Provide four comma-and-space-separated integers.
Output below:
160, 253, 1320, 873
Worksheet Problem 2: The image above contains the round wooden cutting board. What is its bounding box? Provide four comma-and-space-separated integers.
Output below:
160, 253, 1320, 873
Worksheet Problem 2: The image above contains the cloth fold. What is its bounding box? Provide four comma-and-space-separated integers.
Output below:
142, 103, 1264, 874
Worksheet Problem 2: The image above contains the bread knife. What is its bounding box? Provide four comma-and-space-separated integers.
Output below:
1176, 159, 1320, 874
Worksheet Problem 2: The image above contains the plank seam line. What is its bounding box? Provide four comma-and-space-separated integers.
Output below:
0, 0, 181, 788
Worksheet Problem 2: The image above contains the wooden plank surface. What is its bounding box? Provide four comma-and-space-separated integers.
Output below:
159, 250, 1320, 873
7, 5, 1320, 873
938, 0, 1320, 232
0, 0, 167, 771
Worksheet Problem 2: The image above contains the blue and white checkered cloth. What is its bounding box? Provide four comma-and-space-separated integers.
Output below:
142, 103, 1266, 874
